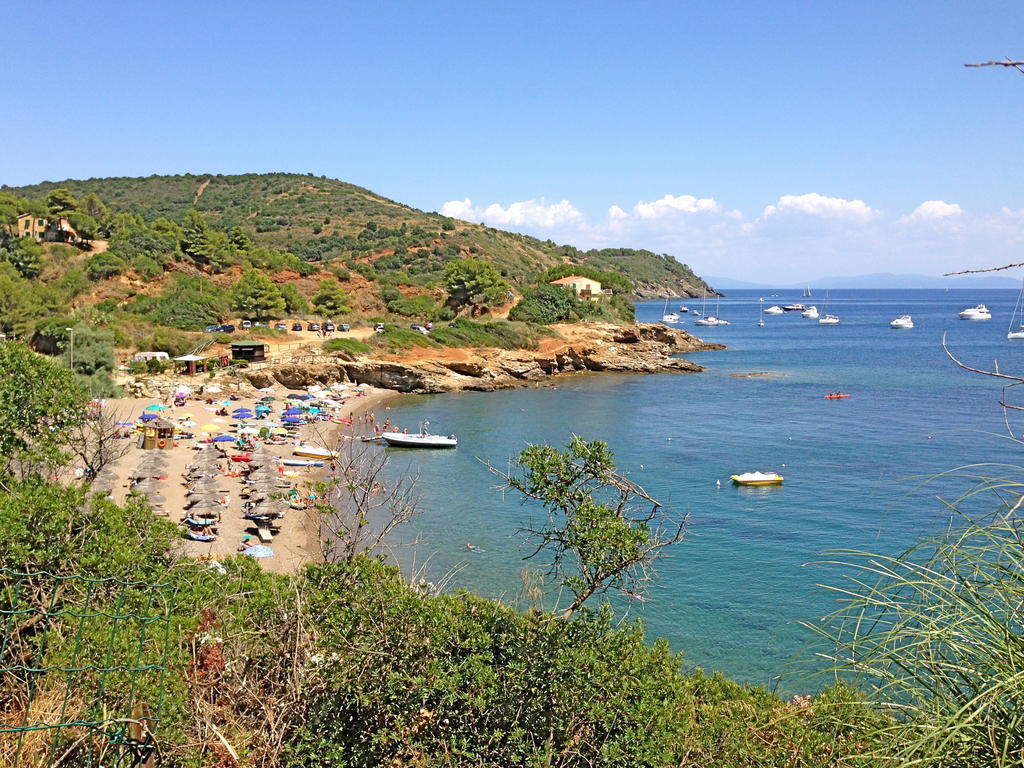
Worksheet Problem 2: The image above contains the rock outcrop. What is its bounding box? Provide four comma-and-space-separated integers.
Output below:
243, 323, 724, 395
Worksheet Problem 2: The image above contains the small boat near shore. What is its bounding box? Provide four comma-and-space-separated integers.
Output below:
801, 306, 819, 319
731, 471, 784, 486
783, 304, 805, 312
764, 305, 785, 315
381, 421, 458, 448
293, 445, 338, 460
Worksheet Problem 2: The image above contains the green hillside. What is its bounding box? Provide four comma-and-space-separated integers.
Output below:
5, 172, 715, 294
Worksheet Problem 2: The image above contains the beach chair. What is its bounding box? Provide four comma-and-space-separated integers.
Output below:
256, 521, 274, 543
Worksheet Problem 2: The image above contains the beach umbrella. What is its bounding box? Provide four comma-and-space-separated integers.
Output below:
200, 424, 220, 432
271, 427, 288, 435
220, 400, 233, 406
144, 493, 167, 504
212, 435, 235, 443
239, 427, 260, 435
243, 545, 274, 558
140, 412, 158, 422
282, 417, 302, 424
283, 408, 302, 416
258, 395, 276, 402
145, 404, 168, 411
255, 404, 271, 412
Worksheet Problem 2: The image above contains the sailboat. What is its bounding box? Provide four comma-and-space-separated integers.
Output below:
758, 298, 765, 327
818, 290, 840, 325
803, 285, 812, 298
1008, 280, 1024, 340
660, 297, 679, 324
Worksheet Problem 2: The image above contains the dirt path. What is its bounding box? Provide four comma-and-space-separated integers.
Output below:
193, 178, 211, 204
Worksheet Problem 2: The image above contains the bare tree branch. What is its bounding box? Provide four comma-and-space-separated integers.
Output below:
945, 262, 1024, 276
964, 59, 1024, 75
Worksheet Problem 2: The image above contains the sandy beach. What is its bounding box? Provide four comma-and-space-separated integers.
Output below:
97, 381, 397, 574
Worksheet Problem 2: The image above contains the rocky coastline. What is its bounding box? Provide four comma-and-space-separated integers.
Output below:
243, 323, 724, 394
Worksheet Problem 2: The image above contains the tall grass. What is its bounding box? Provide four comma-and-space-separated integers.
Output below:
808, 466, 1024, 766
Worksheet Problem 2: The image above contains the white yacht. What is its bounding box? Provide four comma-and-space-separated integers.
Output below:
890, 315, 914, 329
818, 314, 840, 325
661, 312, 680, 324
959, 304, 991, 320
764, 305, 785, 315
801, 306, 819, 319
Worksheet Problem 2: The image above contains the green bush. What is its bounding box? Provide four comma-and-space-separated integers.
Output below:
430, 318, 548, 350
508, 284, 579, 323
86, 252, 127, 280
324, 338, 370, 356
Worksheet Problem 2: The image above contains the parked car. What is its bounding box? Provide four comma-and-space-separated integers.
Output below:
253, 321, 265, 327
324, 321, 336, 332
339, 323, 350, 332
241, 320, 252, 329
307, 322, 321, 332
291, 322, 303, 332
410, 323, 430, 335
275, 322, 287, 331
374, 323, 386, 333
204, 325, 219, 333
217, 324, 236, 333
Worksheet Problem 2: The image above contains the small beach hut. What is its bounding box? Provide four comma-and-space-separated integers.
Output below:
230, 341, 268, 363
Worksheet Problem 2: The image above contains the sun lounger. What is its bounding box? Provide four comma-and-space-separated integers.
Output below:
256, 522, 274, 543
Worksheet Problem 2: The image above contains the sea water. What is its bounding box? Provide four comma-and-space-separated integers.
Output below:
377, 289, 1024, 690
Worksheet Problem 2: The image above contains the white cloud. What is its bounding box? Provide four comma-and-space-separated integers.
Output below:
761, 192, 877, 221
440, 197, 584, 229
438, 190, 1024, 283
899, 200, 964, 223
632, 194, 721, 219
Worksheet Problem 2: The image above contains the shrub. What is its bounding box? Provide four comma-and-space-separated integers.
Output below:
324, 338, 370, 356
86, 252, 127, 280
508, 284, 578, 324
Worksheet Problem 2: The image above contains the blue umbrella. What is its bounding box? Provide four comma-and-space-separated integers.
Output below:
255, 405, 271, 412
140, 412, 158, 421
243, 545, 274, 558
282, 417, 303, 424
212, 435, 235, 443
232, 408, 254, 415
232, 414, 253, 420
283, 408, 302, 416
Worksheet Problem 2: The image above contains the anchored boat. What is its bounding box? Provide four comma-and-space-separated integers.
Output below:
730, 471, 784, 486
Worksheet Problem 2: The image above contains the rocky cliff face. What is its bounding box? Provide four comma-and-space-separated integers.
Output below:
243, 323, 723, 394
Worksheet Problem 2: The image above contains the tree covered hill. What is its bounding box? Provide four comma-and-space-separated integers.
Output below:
5, 172, 714, 296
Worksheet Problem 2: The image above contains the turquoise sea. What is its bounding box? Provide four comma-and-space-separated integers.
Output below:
377, 289, 1024, 691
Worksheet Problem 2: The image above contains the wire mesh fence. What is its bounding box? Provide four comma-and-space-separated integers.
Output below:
1, 569, 176, 767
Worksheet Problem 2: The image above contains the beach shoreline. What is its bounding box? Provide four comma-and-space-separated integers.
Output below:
100, 383, 400, 575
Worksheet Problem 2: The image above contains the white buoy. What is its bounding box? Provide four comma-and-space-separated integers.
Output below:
716, 479, 721, 487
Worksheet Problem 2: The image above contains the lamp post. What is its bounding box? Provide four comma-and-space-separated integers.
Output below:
65, 327, 74, 372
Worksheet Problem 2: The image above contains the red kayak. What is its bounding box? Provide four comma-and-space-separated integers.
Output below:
824, 393, 851, 399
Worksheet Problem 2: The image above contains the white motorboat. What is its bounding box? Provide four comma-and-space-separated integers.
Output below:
381, 421, 457, 448
764, 305, 785, 315
959, 304, 991, 320
890, 315, 914, 329
801, 306, 819, 319
730, 471, 784, 486
818, 314, 840, 325
783, 304, 805, 312
694, 315, 718, 326
678, 305, 689, 313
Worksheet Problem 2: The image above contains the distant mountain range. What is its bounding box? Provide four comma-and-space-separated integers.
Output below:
705, 272, 1021, 290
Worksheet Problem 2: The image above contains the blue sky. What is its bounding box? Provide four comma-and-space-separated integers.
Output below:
4, 1, 1024, 282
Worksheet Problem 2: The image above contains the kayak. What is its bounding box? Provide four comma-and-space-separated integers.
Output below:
824, 393, 851, 399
